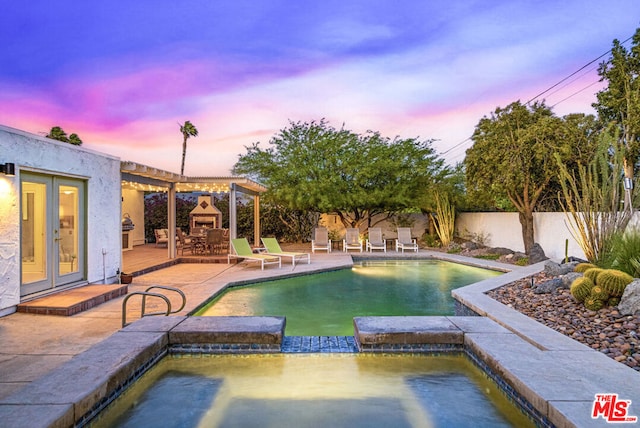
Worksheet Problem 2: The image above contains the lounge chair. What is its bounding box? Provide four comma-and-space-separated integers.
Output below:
261, 237, 310, 267
395, 227, 419, 253
366, 227, 386, 252
154, 229, 169, 247
228, 238, 281, 270
312, 227, 332, 253
343, 228, 362, 252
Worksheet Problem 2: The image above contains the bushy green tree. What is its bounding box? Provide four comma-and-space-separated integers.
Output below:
465, 102, 599, 253
234, 119, 446, 234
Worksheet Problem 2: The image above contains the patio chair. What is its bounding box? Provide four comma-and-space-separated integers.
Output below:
228, 238, 281, 270
395, 227, 419, 253
261, 237, 310, 267
176, 228, 194, 255
366, 227, 386, 252
206, 228, 224, 255
343, 228, 362, 252
154, 229, 169, 247
311, 227, 332, 253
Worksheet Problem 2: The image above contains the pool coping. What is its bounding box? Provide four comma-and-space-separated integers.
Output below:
1, 253, 638, 428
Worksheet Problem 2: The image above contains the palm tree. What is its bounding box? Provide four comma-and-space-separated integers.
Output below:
179, 121, 198, 175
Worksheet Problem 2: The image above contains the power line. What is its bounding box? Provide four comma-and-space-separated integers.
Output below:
525, 34, 633, 105
550, 80, 602, 109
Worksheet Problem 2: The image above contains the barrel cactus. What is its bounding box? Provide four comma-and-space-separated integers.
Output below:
583, 268, 604, 284
575, 262, 597, 273
570, 276, 594, 302
584, 296, 605, 311
597, 269, 633, 297
589, 285, 609, 301
607, 297, 621, 307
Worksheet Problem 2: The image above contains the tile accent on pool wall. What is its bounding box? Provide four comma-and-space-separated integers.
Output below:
282, 336, 358, 353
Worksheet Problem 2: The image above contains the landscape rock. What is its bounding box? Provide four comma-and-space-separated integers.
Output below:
534, 278, 565, 294
461, 241, 479, 250
561, 272, 582, 288
528, 243, 548, 264
619, 279, 640, 316
544, 260, 576, 276
490, 247, 514, 256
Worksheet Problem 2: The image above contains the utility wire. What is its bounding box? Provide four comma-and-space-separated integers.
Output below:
525, 34, 633, 105
441, 33, 633, 160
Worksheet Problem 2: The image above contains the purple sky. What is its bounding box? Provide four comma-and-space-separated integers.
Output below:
1, 1, 638, 175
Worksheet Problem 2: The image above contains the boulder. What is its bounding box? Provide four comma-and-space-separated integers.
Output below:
618, 279, 640, 316
561, 272, 582, 288
528, 243, 548, 264
544, 260, 576, 276
490, 247, 514, 256
534, 278, 565, 294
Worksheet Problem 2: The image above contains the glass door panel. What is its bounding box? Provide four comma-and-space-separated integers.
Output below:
54, 178, 84, 285
21, 180, 49, 287
57, 185, 79, 276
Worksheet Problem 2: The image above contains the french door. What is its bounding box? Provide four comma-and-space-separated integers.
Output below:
21, 173, 86, 296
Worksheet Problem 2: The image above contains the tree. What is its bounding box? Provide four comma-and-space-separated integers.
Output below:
179, 121, 198, 175
46, 126, 83, 145
594, 27, 640, 212
233, 120, 445, 235
465, 101, 573, 254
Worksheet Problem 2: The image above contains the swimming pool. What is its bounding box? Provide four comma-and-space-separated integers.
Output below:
197, 260, 501, 335
90, 353, 535, 428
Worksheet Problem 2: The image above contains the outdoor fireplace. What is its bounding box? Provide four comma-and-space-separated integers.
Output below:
189, 195, 222, 231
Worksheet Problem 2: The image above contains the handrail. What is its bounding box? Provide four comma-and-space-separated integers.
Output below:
122, 292, 171, 327
142, 285, 186, 316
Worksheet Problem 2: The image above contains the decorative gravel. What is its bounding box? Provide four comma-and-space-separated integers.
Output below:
487, 272, 640, 371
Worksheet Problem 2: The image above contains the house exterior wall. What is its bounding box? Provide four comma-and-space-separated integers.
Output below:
0, 125, 122, 315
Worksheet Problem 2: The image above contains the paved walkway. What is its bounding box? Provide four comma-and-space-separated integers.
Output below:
0, 251, 353, 400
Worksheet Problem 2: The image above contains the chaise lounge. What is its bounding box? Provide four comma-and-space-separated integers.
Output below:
261, 237, 310, 267
228, 238, 281, 270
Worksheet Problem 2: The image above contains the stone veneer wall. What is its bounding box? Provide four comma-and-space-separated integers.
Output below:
0, 125, 122, 315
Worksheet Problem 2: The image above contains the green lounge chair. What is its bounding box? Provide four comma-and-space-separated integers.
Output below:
261, 237, 310, 267
228, 238, 281, 270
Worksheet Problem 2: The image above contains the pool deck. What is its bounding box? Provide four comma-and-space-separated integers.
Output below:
0, 250, 639, 427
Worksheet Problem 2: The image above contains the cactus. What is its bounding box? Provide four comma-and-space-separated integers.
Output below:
607, 297, 621, 307
597, 269, 634, 297
590, 285, 609, 301
575, 262, 597, 273
584, 296, 605, 311
570, 276, 594, 302
583, 268, 604, 284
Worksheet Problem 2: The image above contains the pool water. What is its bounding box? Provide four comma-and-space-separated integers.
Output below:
91, 353, 534, 428
198, 260, 501, 335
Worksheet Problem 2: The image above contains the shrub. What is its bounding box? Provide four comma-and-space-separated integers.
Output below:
515, 257, 529, 266
473, 254, 500, 260
600, 230, 640, 277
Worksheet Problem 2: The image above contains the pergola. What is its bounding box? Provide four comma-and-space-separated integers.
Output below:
120, 161, 267, 257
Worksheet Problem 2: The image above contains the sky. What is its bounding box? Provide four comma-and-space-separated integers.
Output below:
1, 2, 638, 176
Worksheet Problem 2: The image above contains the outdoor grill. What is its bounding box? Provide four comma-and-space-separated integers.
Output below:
121, 213, 135, 231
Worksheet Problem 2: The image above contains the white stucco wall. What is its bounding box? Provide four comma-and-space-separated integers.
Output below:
456, 212, 606, 261
0, 125, 122, 314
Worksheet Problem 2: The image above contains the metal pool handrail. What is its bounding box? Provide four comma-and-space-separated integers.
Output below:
121, 285, 186, 327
